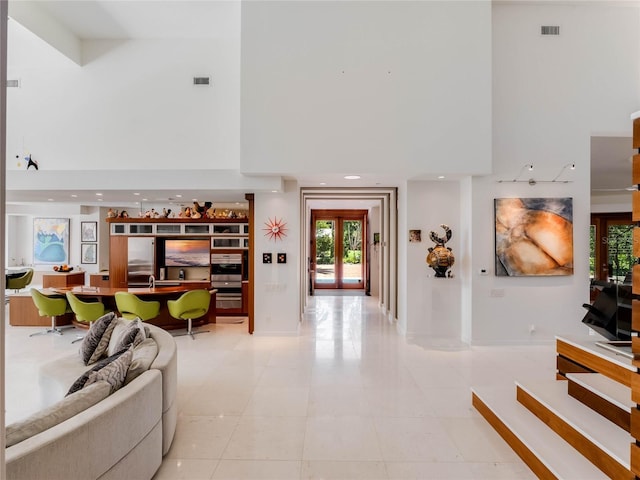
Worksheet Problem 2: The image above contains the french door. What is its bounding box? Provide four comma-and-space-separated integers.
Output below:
311, 209, 367, 290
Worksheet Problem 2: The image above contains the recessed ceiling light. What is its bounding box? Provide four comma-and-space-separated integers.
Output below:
47, 198, 54, 202
438, 175, 445, 179
98, 198, 103, 202
344, 175, 361, 180
320, 182, 327, 185
235, 202, 241, 205
271, 190, 278, 193
176, 194, 182, 198
95, 192, 103, 196
133, 192, 140, 196
142, 198, 148, 201
71, 194, 78, 198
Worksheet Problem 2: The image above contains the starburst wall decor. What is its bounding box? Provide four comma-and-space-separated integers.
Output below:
263, 217, 288, 241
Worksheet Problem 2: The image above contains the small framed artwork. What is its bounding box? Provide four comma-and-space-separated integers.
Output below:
81, 243, 97, 264
81, 221, 97, 242
263, 253, 272, 264
277, 253, 287, 264
409, 229, 422, 243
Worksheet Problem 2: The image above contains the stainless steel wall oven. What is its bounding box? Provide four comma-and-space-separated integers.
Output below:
211, 253, 243, 310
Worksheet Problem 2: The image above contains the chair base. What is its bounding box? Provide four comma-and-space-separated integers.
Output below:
171, 318, 209, 340
29, 315, 74, 337
29, 325, 74, 337
173, 329, 209, 340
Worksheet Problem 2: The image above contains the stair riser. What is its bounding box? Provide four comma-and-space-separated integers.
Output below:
567, 379, 630, 432
516, 386, 633, 480
471, 392, 557, 480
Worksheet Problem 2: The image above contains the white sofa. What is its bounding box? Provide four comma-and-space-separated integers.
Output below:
6, 323, 177, 480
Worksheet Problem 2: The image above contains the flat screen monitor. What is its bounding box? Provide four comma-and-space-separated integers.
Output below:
581, 281, 624, 341
164, 239, 210, 267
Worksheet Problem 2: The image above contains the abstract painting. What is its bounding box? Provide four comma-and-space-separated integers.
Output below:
495, 198, 573, 276
33, 218, 70, 265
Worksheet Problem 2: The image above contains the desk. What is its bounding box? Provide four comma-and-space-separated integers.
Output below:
51, 285, 216, 330
42, 271, 86, 288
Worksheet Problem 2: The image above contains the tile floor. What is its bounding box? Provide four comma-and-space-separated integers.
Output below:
4, 293, 555, 479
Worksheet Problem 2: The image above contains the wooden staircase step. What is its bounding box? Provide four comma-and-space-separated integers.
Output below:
472, 386, 610, 480
516, 380, 633, 480
565, 372, 632, 432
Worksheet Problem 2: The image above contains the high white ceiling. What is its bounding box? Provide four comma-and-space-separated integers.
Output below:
33, 0, 239, 40
5, 1, 633, 206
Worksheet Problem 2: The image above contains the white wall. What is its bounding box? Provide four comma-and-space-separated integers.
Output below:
369, 205, 381, 299
240, 0, 492, 178
468, 2, 640, 345
253, 181, 300, 335
6, 18, 240, 172
403, 180, 462, 342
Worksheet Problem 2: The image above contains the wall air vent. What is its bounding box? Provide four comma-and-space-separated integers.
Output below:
193, 76, 211, 86
6, 79, 20, 88
541, 25, 560, 36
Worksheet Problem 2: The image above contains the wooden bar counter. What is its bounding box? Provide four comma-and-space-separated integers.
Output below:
9, 285, 216, 330
42, 271, 86, 288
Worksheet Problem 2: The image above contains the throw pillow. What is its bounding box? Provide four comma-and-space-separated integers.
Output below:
67, 348, 128, 396
79, 311, 117, 365
110, 318, 145, 355
107, 318, 130, 357
6, 381, 111, 447
86, 317, 118, 365
85, 346, 134, 394
125, 338, 158, 384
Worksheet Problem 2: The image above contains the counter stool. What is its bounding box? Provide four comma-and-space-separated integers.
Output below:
66, 291, 108, 344
29, 288, 73, 336
115, 292, 160, 321
167, 289, 211, 340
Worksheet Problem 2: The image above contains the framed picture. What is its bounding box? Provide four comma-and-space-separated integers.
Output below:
495, 197, 573, 276
263, 253, 272, 264
81, 243, 97, 264
81, 221, 97, 242
33, 218, 70, 265
409, 229, 422, 243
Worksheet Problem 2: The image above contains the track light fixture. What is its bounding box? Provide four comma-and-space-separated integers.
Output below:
497, 163, 575, 185
551, 163, 576, 183
497, 164, 534, 183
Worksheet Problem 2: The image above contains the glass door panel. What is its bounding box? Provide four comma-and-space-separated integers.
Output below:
315, 220, 336, 286
341, 220, 363, 286
607, 224, 634, 283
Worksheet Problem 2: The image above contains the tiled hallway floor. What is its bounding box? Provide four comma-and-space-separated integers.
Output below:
5, 294, 552, 479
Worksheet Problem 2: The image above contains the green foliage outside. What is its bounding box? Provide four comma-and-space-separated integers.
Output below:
316, 220, 334, 265
589, 225, 595, 278
607, 224, 634, 281
342, 220, 362, 264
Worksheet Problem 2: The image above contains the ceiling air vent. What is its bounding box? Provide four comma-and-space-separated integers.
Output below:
6, 79, 20, 88
193, 76, 211, 86
541, 25, 560, 36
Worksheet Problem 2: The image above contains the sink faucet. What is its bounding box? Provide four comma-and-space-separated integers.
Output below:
149, 275, 155, 288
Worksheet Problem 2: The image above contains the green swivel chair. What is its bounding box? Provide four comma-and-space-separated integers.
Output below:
167, 289, 211, 339
115, 291, 160, 321
29, 288, 73, 336
66, 291, 108, 343
7, 268, 34, 293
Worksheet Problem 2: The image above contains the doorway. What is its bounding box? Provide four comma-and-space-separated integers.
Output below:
311, 209, 367, 290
